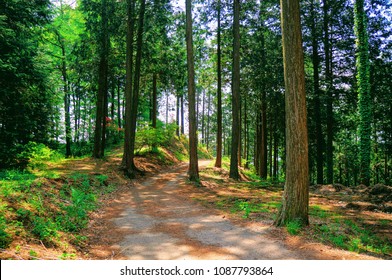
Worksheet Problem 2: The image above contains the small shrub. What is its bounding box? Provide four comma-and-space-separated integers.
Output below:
57, 188, 96, 232
31, 216, 58, 244
331, 235, 347, 248
29, 249, 38, 258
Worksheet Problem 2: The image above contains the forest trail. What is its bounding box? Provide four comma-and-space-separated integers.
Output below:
86, 160, 377, 260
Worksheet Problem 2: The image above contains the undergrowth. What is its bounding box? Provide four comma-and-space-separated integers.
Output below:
0, 169, 114, 257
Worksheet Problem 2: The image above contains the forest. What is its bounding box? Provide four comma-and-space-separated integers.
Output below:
0, 0, 391, 260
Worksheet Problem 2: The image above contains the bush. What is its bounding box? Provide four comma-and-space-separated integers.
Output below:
16, 142, 63, 169
57, 188, 96, 232
135, 122, 178, 152
31, 216, 58, 244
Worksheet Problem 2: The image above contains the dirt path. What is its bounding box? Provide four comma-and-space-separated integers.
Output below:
83, 160, 381, 260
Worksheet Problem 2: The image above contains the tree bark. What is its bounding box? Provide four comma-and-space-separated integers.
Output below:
275, 0, 309, 226
180, 94, 184, 135
93, 0, 109, 159
323, 0, 334, 184
127, 0, 146, 177
311, 0, 324, 184
117, 77, 122, 129
122, 0, 136, 171
186, 0, 199, 181
152, 73, 157, 129
229, 0, 241, 180
60, 43, 72, 158
215, 0, 223, 168
176, 94, 180, 137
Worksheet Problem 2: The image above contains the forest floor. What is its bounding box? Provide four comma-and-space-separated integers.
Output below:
82, 158, 384, 260
1, 146, 391, 260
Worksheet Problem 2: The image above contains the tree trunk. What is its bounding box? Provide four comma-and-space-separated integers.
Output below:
181, 94, 184, 135
206, 91, 211, 150
229, 0, 240, 180
101, 82, 108, 154
323, 0, 334, 184
93, 0, 109, 159
127, 0, 146, 177
201, 90, 205, 144
275, 0, 309, 227
151, 73, 157, 129
176, 94, 180, 137
117, 77, 122, 129
186, 0, 199, 181
111, 78, 115, 120
244, 90, 248, 169
311, 0, 324, 184
261, 91, 267, 178
61, 50, 72, 158
354, 0, 372, 186
215, 0, 223, 168
122, 0, 136, 171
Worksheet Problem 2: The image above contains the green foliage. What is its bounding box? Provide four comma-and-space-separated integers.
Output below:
0, 216, 12, 248
135, 122, 178, 152
227, 198, 277, 218
16, 142, 64, 170
29, 250, 38, 258
0, 168, 109, 249
354, 0, 372, 185
0, 0, 53, 169
59, 252, 76, 260
314, 218, 391, 256
31, 216, 59, 244
286, 220, 302, 235
197, 143, 214, 159
309, 205, 333, 219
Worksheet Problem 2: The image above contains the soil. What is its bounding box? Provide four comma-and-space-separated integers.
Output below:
82, 159, 381, 260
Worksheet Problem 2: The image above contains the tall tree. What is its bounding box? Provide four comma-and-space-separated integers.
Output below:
275, 0, 309, 226
128, 0, 146, 176
215, 0, 223, 168
122, 0, 136, 174
354, 0, 372, 185
186, 0, 199, 181
310, 0, 324, 184
229, 0, 241, 180
0, 0, 52, 168
93, 0, 110, 158
323, 0, 334, 184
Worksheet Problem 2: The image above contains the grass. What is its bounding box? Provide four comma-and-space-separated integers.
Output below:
286, 220, 302, 235
197, 164, 392, 259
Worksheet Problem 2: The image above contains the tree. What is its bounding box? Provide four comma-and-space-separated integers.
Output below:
93, 0, 110, 159
275, 0, 309, 226
310, 0, 324, 184
229, 0, 241, 180
122, 0, 136, 173
323, 0, 334, 184
122, 0, 147, 178
354, 0, 371, 185
186, 0, 199, 181
214, 0, 223, 168
128, 0, 146, 174
0, 0, 53, 168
